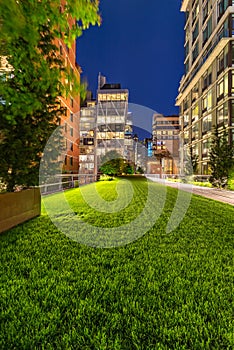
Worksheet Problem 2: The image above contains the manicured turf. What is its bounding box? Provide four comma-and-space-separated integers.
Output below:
0, 177, 233, 349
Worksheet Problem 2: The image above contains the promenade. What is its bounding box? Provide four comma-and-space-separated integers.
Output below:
146, 176, 234, 206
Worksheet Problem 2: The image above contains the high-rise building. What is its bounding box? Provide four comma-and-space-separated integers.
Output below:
95, 75, 129, 170
55, 1, 80, 174
176, 0, 234, 175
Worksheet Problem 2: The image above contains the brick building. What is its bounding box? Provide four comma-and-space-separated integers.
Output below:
55, 1, 80, 173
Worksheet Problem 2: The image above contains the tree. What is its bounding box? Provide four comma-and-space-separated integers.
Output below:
0, 0, 100, 191
124, 163, 134, 175
99, 151, 134, 176
136, 166, 144, 174
100, 151, 125, 176
100, 159, 123, 176
209, 126, 234, 188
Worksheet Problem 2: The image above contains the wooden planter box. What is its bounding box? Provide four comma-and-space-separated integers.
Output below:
0, 188, 41, 233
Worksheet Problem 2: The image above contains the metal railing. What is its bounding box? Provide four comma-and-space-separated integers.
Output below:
40, 174, 97, 195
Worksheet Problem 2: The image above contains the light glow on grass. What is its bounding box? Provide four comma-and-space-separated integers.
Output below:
1, 178, 233, 349
42, 177, 167, 248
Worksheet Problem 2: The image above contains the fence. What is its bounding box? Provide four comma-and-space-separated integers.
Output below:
40, 174, 97, 195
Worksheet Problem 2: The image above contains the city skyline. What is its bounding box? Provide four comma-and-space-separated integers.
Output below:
76, 0, 185, 118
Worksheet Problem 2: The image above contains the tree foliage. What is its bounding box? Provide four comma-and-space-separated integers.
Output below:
0, 0, 100, 191
209, 126, 234, 188
100, 151, 134, 176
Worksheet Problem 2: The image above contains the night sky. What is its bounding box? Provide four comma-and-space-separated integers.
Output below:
76, 0, 185, 133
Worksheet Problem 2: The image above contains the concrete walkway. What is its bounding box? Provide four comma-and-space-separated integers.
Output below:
146, 176, 234, 206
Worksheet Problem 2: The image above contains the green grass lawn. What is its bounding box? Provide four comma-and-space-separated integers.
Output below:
0, 177, 233, 349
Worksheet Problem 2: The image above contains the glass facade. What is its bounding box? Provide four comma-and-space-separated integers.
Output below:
177, 0, 234, 174
96, 88, 129, 169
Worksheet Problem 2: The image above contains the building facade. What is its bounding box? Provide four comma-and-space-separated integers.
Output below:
176, 0, 234, 174
152, 114, 180, 175
79, 98, 96, 175
55, 1, 80, 174
95, 76, 129, 170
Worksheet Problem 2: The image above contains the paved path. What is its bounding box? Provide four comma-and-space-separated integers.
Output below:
146, 176, 234, 206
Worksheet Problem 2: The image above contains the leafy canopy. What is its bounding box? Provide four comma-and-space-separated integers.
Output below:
100, 151, 134, 176
0, 0, 100, 191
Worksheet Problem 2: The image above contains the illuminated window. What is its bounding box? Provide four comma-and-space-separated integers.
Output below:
192, 103, 199, 122
217, 79, 224, 100
202, 114, 212, 133
207, 89, 212, 111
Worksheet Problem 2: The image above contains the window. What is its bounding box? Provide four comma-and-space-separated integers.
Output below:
217, 0, 228, 21
70, 142, 73, 151
184, 96, 189, 111
217, 52, 224, 75
232, 42, 234, 65
217, 73, 228, 102
70, 127, 73, 137
224, 73, 229, 96
192, 122, 199, 140
207, 89, 212, 111
185, 42, 189, 58
217, 79, 224, 101
192, 103, 199, 122
217, 45, 228, 76
192, 2, 199, 25
202, 94, 208, 112
70, 97, 74, 107
184, 114, 189, 128
70, 157, 73, 166
70, 112, 73, 122
185, 61, 189, 75
83, 138, 94, 146
202, 138, 211, 157
202, 114, 212, 133
192, 142, 199, 156
203, 0, 212, 22
203, 1, 208, 23
192, 83, 199, 102
202, 66, 212, 91
193, 22, 199, 43
231, 101, 234, 125
192, 42, 199, 63
217, 102, 229, 125
232, 72, 234, 95
203, 17, 212, 45
231, 14, 234, 37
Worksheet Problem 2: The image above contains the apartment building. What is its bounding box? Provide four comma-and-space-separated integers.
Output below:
152, 114, 180, 175
176, 0, 234, 174
55, 1, 80, 174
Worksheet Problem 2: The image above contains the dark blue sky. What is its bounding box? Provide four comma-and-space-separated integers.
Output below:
76, 0, 185, 116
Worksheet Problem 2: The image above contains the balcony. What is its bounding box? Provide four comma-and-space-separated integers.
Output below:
180, 29, 229, 94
